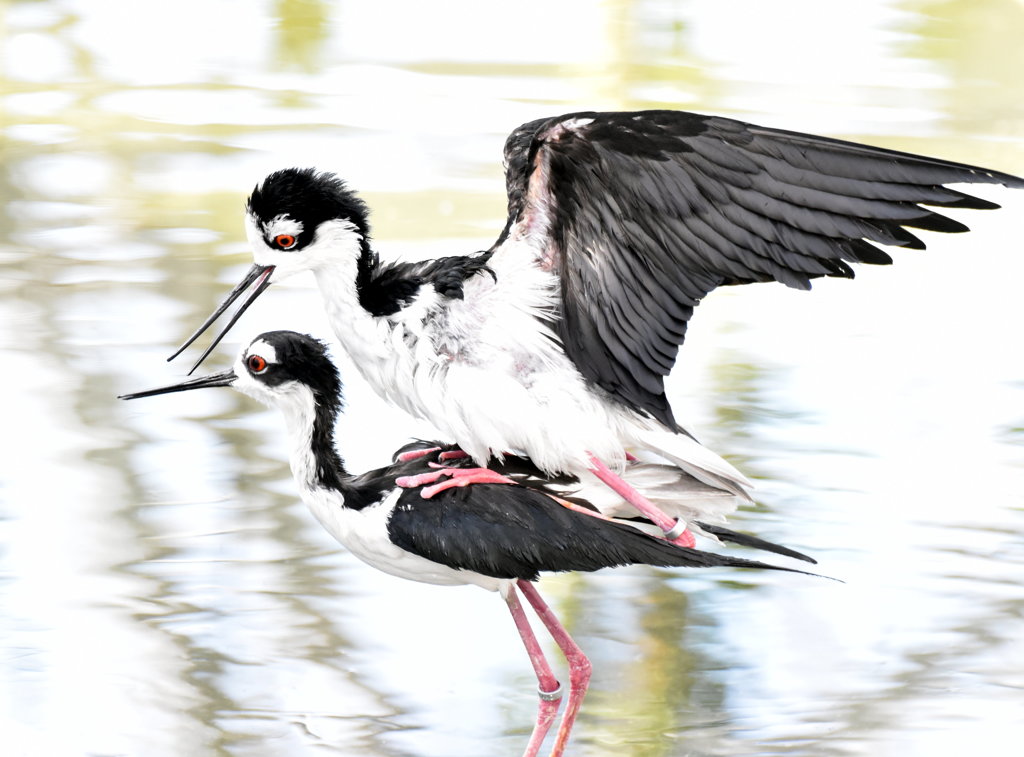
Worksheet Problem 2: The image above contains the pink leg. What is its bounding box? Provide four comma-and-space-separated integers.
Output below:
587, 453, 696, 548
438, 449, 470, 461
505, 584, 563, 757
395, 463, 518, 499
517, 581, 591, 757
395, 446, 441, 462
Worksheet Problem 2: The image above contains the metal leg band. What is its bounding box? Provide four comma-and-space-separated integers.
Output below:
663, 518, 689, 541
538, 682, 563, 702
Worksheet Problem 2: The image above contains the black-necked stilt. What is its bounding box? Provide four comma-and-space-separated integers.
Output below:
125, 330, 816, 757
168, 110, 1024, 550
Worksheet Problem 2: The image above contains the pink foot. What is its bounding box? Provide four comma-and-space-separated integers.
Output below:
438, 449, 470, 461
396, 464, 518, 499
395, 446, 442, 462
665, 525, 696, 549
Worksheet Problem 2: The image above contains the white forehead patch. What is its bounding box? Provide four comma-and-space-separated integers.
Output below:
246, 339, 278, 365
265, 214, 304, 238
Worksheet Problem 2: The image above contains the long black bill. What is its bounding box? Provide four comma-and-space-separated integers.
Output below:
118, 369, 238, 401
167, 263, 275, 374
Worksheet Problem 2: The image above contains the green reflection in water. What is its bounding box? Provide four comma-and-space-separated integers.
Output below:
605, 579, 702, 757
273, 0, 332, 75
904, 0, 1024, 138
534, 572, 714, 757
705, 346, 803, 485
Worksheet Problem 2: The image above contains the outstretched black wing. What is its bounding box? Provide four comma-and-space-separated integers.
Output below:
493, 110, 1024, 429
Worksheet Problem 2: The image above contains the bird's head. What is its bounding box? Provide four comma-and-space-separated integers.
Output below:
232, 330, 343, 416
124, 330, 343, 421
168, 169, 370, 372
245, 168, 370, 280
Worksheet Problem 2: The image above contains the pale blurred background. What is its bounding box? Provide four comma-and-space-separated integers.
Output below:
1, 1, 1023, 755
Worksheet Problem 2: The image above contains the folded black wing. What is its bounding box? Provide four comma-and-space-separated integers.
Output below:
494, 110, 1023, 429
386, 483, 812, 581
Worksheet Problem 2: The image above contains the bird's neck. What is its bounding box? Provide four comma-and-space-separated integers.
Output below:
313, 247, 394, 364
273, 383, 377, 510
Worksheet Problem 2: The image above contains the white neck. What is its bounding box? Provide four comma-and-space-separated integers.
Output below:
313, 256, 398, 384
268, 383, 323, 490
252, 381, 349, 501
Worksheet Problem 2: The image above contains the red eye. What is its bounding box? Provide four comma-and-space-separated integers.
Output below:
247, 354, 268, 373
273, 234, 297, 249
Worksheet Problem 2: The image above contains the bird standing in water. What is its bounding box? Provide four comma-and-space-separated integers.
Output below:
169, 110, 1024, 549
122, 330, 815, 757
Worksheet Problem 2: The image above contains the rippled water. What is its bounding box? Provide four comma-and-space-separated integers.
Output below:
2, 1, 1023, 755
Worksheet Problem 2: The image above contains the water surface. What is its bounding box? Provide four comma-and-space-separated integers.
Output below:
2, 1, 1023, 755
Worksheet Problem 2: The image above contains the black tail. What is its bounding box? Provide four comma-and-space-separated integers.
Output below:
508, 490, 827, 579
697, 522, 817, 564
601, 517, 823, 577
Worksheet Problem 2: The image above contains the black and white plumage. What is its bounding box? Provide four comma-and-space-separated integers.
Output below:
123, 330, 814, 756
170, 110, 1024, 542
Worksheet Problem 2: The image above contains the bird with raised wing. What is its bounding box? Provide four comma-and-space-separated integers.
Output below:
122, 330, 816, 757
169, 110, 1024, 548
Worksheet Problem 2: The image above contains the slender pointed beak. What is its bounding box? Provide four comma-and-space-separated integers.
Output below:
118, 369, 238, 400
167, 263, 275, 374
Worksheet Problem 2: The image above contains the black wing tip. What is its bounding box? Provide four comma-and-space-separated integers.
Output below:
664, 543, 830, 580
971, 167, 1024, 190
696, 522, 817, 564
932, 191, 1002, 210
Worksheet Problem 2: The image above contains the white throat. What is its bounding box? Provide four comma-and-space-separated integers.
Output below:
234, 373, 329, 496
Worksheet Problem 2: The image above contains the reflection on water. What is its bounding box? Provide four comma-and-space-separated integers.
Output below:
2, 0, 1023, 755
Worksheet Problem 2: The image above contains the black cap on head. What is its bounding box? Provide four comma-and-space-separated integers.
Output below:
249, 330, 343, 413
246, 168, 370, 250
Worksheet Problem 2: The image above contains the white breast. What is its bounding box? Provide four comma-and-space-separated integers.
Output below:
435, 250, 640, 471
319, 248, 636, 474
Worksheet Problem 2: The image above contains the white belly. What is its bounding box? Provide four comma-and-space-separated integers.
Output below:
301, 486, 507, 592
434, 358, 632, 472
329, 260, 635, 474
